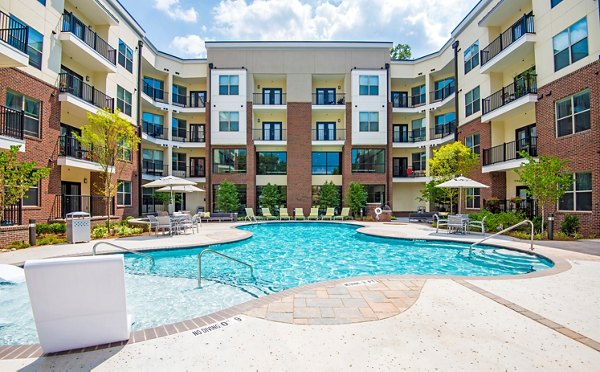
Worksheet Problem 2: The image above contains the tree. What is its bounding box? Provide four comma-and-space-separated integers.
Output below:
217, 180, 240, 213
318, 181, 340, 210
0, 145, 50, 223
347, 182, 367, 218
514, 151, 571, 235
259, 183, 280, 213
75, 108, 140, 228
390, 43, 412, 60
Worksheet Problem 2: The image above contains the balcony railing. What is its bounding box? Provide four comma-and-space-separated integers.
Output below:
58, 72, 115, 112
430, 82, 455, 103
481, 13, 535, 66
0, 104, 24, 140
253, 93, 287, 105
172, 93, 206, 108
311, 128, 345, 141
62, 12, 116, 65
142, 160, 168, 177
171, 127, 206, 143
51, 195, 115, 219
142, 121, 168, 140
0, 10, 28, 54
482, 74, 537, 115
393, 127, 427, 143
172, 165, 206, 178
253, 129, 287, 141
143, 82, 168, 103
393, 166, 426, 178
59, 135, 97, 162
312, 93, 345, 105
391, 92, 425, 108
482, 137, 537, 166
430, 123, 456, 140
2, 203, 22, 226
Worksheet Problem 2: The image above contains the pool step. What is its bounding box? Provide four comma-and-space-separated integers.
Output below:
462, 250, 537, 273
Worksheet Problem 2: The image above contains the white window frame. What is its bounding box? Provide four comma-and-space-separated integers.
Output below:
117, 180, 132, 207
465, 86, 480, 117
359, 75, 379, 96
219, 75, 239, 95
555, 89, 590, 137
6, 90, 40, 138
464, 41, 479, 74
118, 39, 133, 73
359, 112, 379, 132
553, 17, 588, 72
117, 85, 132, 116
465, 133, 480, 154
558, 173, 592, 212
466, 187, 481, 209
219, 111, 240, 132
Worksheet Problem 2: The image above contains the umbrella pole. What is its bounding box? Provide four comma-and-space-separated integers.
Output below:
459, 188, 462, 214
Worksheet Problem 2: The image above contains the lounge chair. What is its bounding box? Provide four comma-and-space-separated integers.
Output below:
261, 208, 278, 220
279, 208, 291, 220
294, 208, 306, 220
307, 207, 319, 220
245, 207, 257, 222
322, 207, 335, 220
333, 207, 350, 221
468, 215, 487, 235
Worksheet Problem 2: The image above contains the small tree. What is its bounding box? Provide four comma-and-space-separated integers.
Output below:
514, 151, 571, 235
390, 43, 412, 60
347, 182, 367, 218
318, 181, 340, 210
75, 109, 140, 228
217, 180, 240, 213
0, 145, 50, 223
259, 183, 280, 213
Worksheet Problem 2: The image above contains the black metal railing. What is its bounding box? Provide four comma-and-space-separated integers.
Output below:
0, 104, 24, 139
171, 128, 206, 143
142, 160, 168, 177
351, 163, 386, 173
253, 129, 287, 141
2, 203, 22, 226
172, 165, 206, 178
393, 127, 427, 143
58, 72, 115, 112
391, 93, 425, 108
62, 12, 116, 65
430, 82, 455, 102
391, 92, 407, 108
142, 121, 168, 140
0, 10, 28, 54
312, 93, 345, 105
253, 93, 287, 105
483, 198, 537, 218
430, 122, 456, 140
172, 93, 206, 108
482, 136, 537, 166
52, 195, 115, 219
481, 13, 535, 66
312, 128, 345, 141
482, 74, 537, 115
143, 82, 168, 103
393, 166, 427, 178
58, 135, 97, 162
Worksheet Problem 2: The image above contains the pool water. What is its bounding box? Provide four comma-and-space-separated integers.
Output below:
0, 223, 552, 345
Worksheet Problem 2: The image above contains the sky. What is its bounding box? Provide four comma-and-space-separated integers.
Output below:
118, 0, 481, 59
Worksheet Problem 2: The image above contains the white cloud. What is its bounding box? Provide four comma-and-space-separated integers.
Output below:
211, 0, 479, 57
154, 0, 198, 23
170, 34, 207, 58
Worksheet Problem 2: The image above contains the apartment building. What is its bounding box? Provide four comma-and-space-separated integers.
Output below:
0, 0, 597, 234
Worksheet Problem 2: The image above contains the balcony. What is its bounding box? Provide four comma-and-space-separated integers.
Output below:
430, 123, 456, 144
141, 122, 168, 144
58, 72, 115, 115
482, 137, 537, 172
51, 195, 115, 219
60, 12, 117, 73
0, 104, 25, 151
143, 82, 168, 104
391, 92, 426, 113
393, 127, 426, 146
312, 128, 345, 145
429, 82, 455, 107
142, 161, 168, 180
392, 166, 429, 182
480, 13, 535, 74
253, 128, 287, 145
172, 126, 206, 147
172, 92, 206, 112
482, 74, 537, 122
311, 93, 345, 110
172, 165, 206, 181
0, 10, 29, 67
57, 135, 111, 172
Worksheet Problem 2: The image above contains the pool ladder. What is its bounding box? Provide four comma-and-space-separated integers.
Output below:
92, 242, 155, 266
198, 249, 254, 287
468, 220, 534, 257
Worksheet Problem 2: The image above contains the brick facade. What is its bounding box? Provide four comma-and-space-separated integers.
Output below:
286, 102, 313, 211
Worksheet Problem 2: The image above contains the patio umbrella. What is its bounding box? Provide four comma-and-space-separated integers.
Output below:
435, 175, 489, 214
143, 176, 197, 210
156, 185, 205, 193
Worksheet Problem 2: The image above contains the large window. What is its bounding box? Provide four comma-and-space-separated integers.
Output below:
172, 117, 187, 139
365, 185, 385, 204
434, 112, 455, 135
117, 85, 132, 116
6, 90, 40, 137
257, 152, 287, 175
142, 149, 165, 176
359, 112, 379, 132
359, 75, 379, 96
213, 184, 246, 213
411, 118, 426, 141
312, 152, 341, 175
412, 152, 426, 172
219, 112, 239, 132
553, 17, 588, 72
464, 41, 479, 74
465, 86, 480, 117
143, 76, 165, 101
351, 149, 385, 173
466, 188, 481, 209
213, 149, 246, 174
11, 16, 43, 69
118, 39, 133, 73
117, 181, 132, 206
559, 173, 592, 211
117, 137, 132, 162
465, 133, 480, 154
434, 78, 455, 100
556, 90, 590, 137
411, 84, 426, 106
22, 180, 40, 207
142, 112, 164, 137
219, 75, 239, 95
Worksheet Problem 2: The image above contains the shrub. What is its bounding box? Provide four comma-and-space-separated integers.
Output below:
113, 224, 143, 237
37, 234, 66, 246
560, 214, 580, 236
468, 210, 527, 232
347, 182, 367, 217
8, 241, 30, 249
92, 226, 109, 239
36, 222, 66, 235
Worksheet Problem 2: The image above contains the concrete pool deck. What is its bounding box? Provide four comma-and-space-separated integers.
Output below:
1, 221, 599, 370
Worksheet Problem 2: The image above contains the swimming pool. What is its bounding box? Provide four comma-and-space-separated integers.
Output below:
0, 222, 553, 345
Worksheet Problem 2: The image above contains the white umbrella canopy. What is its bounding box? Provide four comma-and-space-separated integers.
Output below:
436, 175, 489, 214
143, 176, 198, 212
156, 185, 205, 193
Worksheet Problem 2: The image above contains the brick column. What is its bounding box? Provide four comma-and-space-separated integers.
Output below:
286, 102, 312, 211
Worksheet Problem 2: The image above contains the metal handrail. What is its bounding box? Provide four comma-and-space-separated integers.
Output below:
198, 249, 254, 287
469, 220, 534, 255
92, 242, 155, 266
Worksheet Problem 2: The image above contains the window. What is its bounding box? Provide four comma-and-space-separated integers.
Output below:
219, 75, 239, 95
359, 75, 379, 95
118, 40, 133, 73
213, 149, 246, 174
172, 84, 187, 105
365, 185, 385, 204
359, 112, 379, 132
412, 152, 426, 172
559, 173, 592, 211
117, 85, 132, 116
6, 90, 40, 137
351, 149, 385, 173
556, 89, 590, 137
551, 0, 563, 7
434, 78, 455, 100
219, 112, 239, 132
37, 0, 46, 4
434, 112, 455, 136
117, 137, 132, 162
143, 77, 165, 101
411, 118, 426, 141
172, 152, 186, 176
257, 152, 287, 175
312, 152, 341, 175
466, 188, 481, 209
464, 41, 479, 74
465, 133, 480, 154
11, 16, 43, 69
213, 184, 246, 213
172, 117, 187, 140
142, 112, 164, 137
117, 181, 131, 206
553, 17, 588, 71
465, 86, 480, 117
142, 149, 165, 176
22, 180, 40, 207
411, 85, 426, 106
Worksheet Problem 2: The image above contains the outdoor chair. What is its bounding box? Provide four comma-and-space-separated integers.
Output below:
468, 215, 487, 235
147, 214, 159, 235
322, 208, 335, 220
178, 213, 198, 234
261, 208, 278, 220
307, 208, 319, 220
279, 208, 291, 220
245, 207, 257, 222
333, 207, 350, 221
156, 215, 175, 235
294, 208, 306, 220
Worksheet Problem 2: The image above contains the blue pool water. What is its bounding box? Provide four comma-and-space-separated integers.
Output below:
0, 222, 552, 345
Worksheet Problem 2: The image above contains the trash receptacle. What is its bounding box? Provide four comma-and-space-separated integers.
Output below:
66, 212, 91, 243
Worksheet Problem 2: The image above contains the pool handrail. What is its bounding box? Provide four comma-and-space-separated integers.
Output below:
469, 219, 534, 256
92, 242, 155, 266
198, 249, 254, 287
